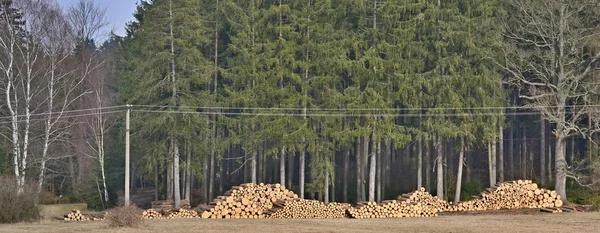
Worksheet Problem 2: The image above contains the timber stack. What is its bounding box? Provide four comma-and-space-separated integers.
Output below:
398, 187, 452, 212
454, 180, 563, 211
151, 200, 191, 212
166, 208, 199, 219
199, 183, 298, 219
347, 200, 439, 219
142, 209, 164, 219
266, 199, 351, 218
63, 209, 105, 221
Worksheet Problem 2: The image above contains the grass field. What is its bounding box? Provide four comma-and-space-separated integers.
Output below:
1, 212, 599, 233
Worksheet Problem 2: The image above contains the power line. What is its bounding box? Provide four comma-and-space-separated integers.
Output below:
131, 109, 551, 117
0, 105, 127, 120
131, 104, 600, 112
0, 110, 125, 124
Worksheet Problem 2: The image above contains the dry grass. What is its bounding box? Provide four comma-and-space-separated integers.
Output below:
1, 212, 599, 233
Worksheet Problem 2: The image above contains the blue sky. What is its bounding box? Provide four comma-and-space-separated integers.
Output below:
56, 0, 139, 39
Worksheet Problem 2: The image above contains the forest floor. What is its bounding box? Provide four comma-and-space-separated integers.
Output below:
2, 212, 599, 233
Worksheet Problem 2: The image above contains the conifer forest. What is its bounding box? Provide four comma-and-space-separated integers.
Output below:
1, 0, 600, 211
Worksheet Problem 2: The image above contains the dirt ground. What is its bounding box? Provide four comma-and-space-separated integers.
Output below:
2, 212, 599, 233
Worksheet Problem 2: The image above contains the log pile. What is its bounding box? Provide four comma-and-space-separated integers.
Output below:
151, 200, 191, 212
266, 199, 351, 219
142, 209, 164, 219
454, 180, 563, 211
347, 200, 439, 218
166, 208, 199, 219
398, 188, 452, 211
63, 209, 105, 221
199, 183, 298, 219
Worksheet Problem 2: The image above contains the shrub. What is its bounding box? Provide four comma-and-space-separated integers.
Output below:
105, 205, 143, 228
0, 177, 40, 223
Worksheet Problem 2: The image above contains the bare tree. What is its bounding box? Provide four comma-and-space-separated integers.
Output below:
498, 0, 600, 200
67, 0, 107, 43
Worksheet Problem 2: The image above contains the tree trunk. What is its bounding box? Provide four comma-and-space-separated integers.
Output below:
287, 151, 293, 190
173, 140, 181, 208
280, 147, 285, 187
498, 124, 504, 182
167, 155, 173, 200
356, 137, 362, 202
548, 137, 553, 185
509, 123, 514, 181
376, 140, 382, 202
436, 135, 443, 199
368, 136, 376, 202
252, 148, 257, 183
492, 135, 497, 184
555, 135, 567, 200
299, 148, 305, 198
488, 142, 494, 186
362, 136, 369, 201
418, 138, 423, 189
426, 139, 431, 191
454, 139, 465, 203
324, 153, 329, 203
521, 125, 527, 179
208, 143, 215, 201
540, 117, 546, 186
185, 140, 191, 200
203, 155, 208, 203
343, 147, 349, 203
154, 159, 159, 201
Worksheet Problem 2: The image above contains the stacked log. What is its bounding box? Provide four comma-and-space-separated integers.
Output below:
347, 200, 439, 218
200, 183, 298, 219
454, 180, 563, 211
64, 209, 88, 221
266, 199, 351, 219
63, 209, 105, 221
151, 200, 191, 212
142, 209, 163, 219
398, 188, 452, 212
166, 208, 199, 219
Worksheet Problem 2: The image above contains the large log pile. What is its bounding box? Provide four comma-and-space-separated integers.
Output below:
454, 180, 563, 211
266, 199, 351, 218
199, 183, 298, 219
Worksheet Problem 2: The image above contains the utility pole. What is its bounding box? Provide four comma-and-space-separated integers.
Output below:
125, 104, 131, 206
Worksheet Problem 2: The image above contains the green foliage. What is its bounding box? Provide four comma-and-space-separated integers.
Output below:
460, 180, 486, 202
0, 177, 40, 224
82, 177, 117, 211
118, 0, 511, 197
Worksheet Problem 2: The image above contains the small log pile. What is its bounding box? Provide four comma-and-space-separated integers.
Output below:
63, 209, 105, 221
454, 180, 563, 211
347, 200, 439, 218
398, 188, 452, 211
266, 199, 351, 219
142, 209, 164, 219
151, 200, 191, 212
200, 183, 298, 219
166, 208, 199, 219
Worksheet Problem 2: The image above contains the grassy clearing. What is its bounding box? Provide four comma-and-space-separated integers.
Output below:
1, 212, 599, 233
39, 203, 87, 220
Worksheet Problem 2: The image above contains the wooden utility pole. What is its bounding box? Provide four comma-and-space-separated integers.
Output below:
125, 104, 131, 206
